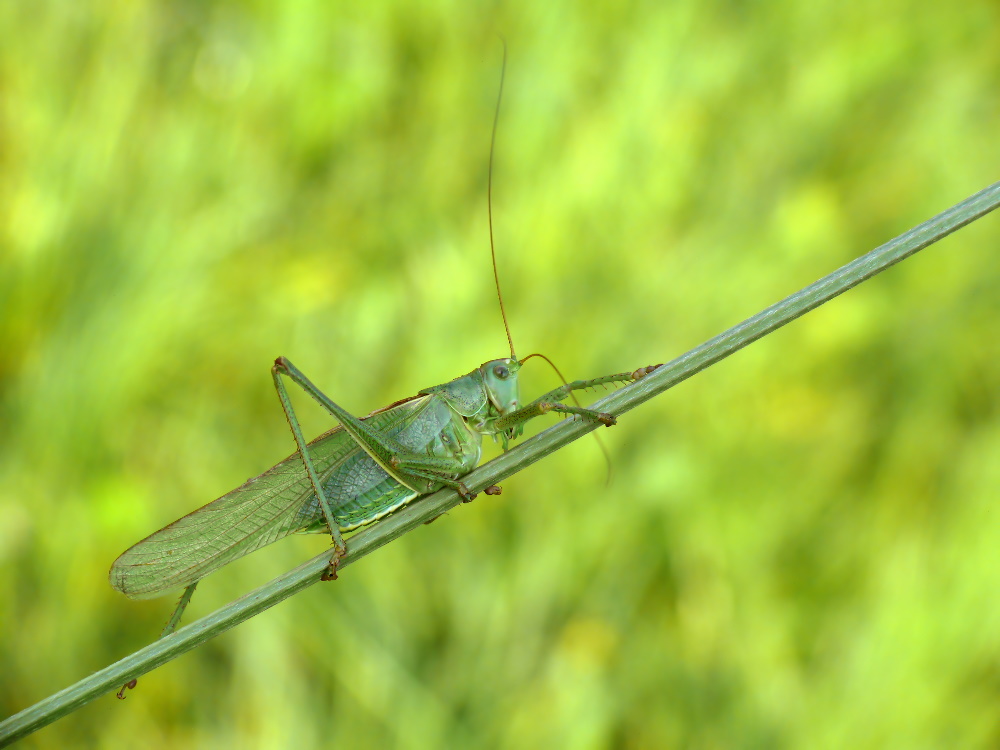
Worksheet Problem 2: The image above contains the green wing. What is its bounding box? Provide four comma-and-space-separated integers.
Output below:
109, 396, 441, 600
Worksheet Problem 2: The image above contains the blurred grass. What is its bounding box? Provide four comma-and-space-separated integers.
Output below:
1, 1, 999, 748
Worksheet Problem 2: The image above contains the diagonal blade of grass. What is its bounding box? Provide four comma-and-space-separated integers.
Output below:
2, 179, 998, 747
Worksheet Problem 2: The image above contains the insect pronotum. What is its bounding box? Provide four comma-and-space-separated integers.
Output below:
110, 47, 660, 698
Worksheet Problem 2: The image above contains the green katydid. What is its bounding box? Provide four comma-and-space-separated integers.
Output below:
109, 49, 659, 697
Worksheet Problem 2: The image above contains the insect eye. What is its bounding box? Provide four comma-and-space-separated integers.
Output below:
493, 365, 509, 379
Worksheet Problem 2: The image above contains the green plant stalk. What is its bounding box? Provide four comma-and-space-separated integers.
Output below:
2, 179, 999, 747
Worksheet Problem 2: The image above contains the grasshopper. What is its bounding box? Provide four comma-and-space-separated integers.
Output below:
109, 50, 659, 696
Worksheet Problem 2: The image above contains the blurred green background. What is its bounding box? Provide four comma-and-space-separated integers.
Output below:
2, 1, 999, 748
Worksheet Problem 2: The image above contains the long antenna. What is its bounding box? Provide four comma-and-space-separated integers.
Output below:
489, 40, 516, 361
519, 352, 615, 484
486, 46, 611, 483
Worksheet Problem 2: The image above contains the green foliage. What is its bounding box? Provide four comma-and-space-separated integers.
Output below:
2, 1, 999, 748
